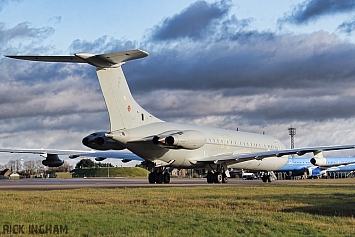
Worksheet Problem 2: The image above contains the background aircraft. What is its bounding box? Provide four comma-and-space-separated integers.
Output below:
5, 49, 355, 184
276, 156, 355, 178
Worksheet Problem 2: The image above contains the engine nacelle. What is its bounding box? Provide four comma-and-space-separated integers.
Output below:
310, 157, 326, 166
82, 132, 125, 150
154, 130, 206, 150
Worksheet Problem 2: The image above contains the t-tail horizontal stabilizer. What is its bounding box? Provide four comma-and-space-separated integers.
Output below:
6, 49, 149, 68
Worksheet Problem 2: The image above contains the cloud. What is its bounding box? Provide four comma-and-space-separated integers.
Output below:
0, 58, 105, 112
69, 36, 138, 54
133, 31, 355, 92
279, 0, 355, 25
337, 18, 355, 34
0, 22, 54, 43
0, 0, 21, 12
127, 25, 355, 129
149, 0, 232, 41
0, 22, 55, 55
48, 16, 61, 25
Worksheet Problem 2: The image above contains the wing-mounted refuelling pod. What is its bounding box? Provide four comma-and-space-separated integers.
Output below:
40, 153, 64, 167
95, 157, 107, 161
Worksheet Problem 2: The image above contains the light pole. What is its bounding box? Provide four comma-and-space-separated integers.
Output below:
288, 126, 296, 149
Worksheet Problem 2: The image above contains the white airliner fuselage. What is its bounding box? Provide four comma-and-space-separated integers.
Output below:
108, 121, 287, 170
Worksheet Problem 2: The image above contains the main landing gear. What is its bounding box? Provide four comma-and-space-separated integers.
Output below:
206, 171, 228, 183
261, 171, 276, 183
148, 171, 171, 184
206, 164, 229, 184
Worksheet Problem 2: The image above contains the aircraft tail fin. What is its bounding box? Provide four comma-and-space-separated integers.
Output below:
6, 49, 163, 131
95, 65, 163, 131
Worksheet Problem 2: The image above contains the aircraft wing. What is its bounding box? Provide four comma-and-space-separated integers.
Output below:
0, 148, 90, 155
319, 161, 355, 169
194, 145, 355, 165
0, 148, 143, 163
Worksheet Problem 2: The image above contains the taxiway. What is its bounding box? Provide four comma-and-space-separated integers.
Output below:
0, 178, 354, 190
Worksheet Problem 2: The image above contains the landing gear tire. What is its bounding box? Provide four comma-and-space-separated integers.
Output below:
207, 172, 214, 183
148, 172, 156, 184
163, 172, 171, 184
213, 172, 222, 183
148, 171, 170, 184
222, 173, 228, 183
156, 172, 164, 184
262, 174, 271, 183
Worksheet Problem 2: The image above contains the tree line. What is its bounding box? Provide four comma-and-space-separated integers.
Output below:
0, 159, 72, 175
1, 158, 147, 175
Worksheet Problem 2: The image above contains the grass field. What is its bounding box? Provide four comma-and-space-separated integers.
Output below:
1, 180, 355, 236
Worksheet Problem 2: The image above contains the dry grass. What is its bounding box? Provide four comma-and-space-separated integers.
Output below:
0, 181, 355, 236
